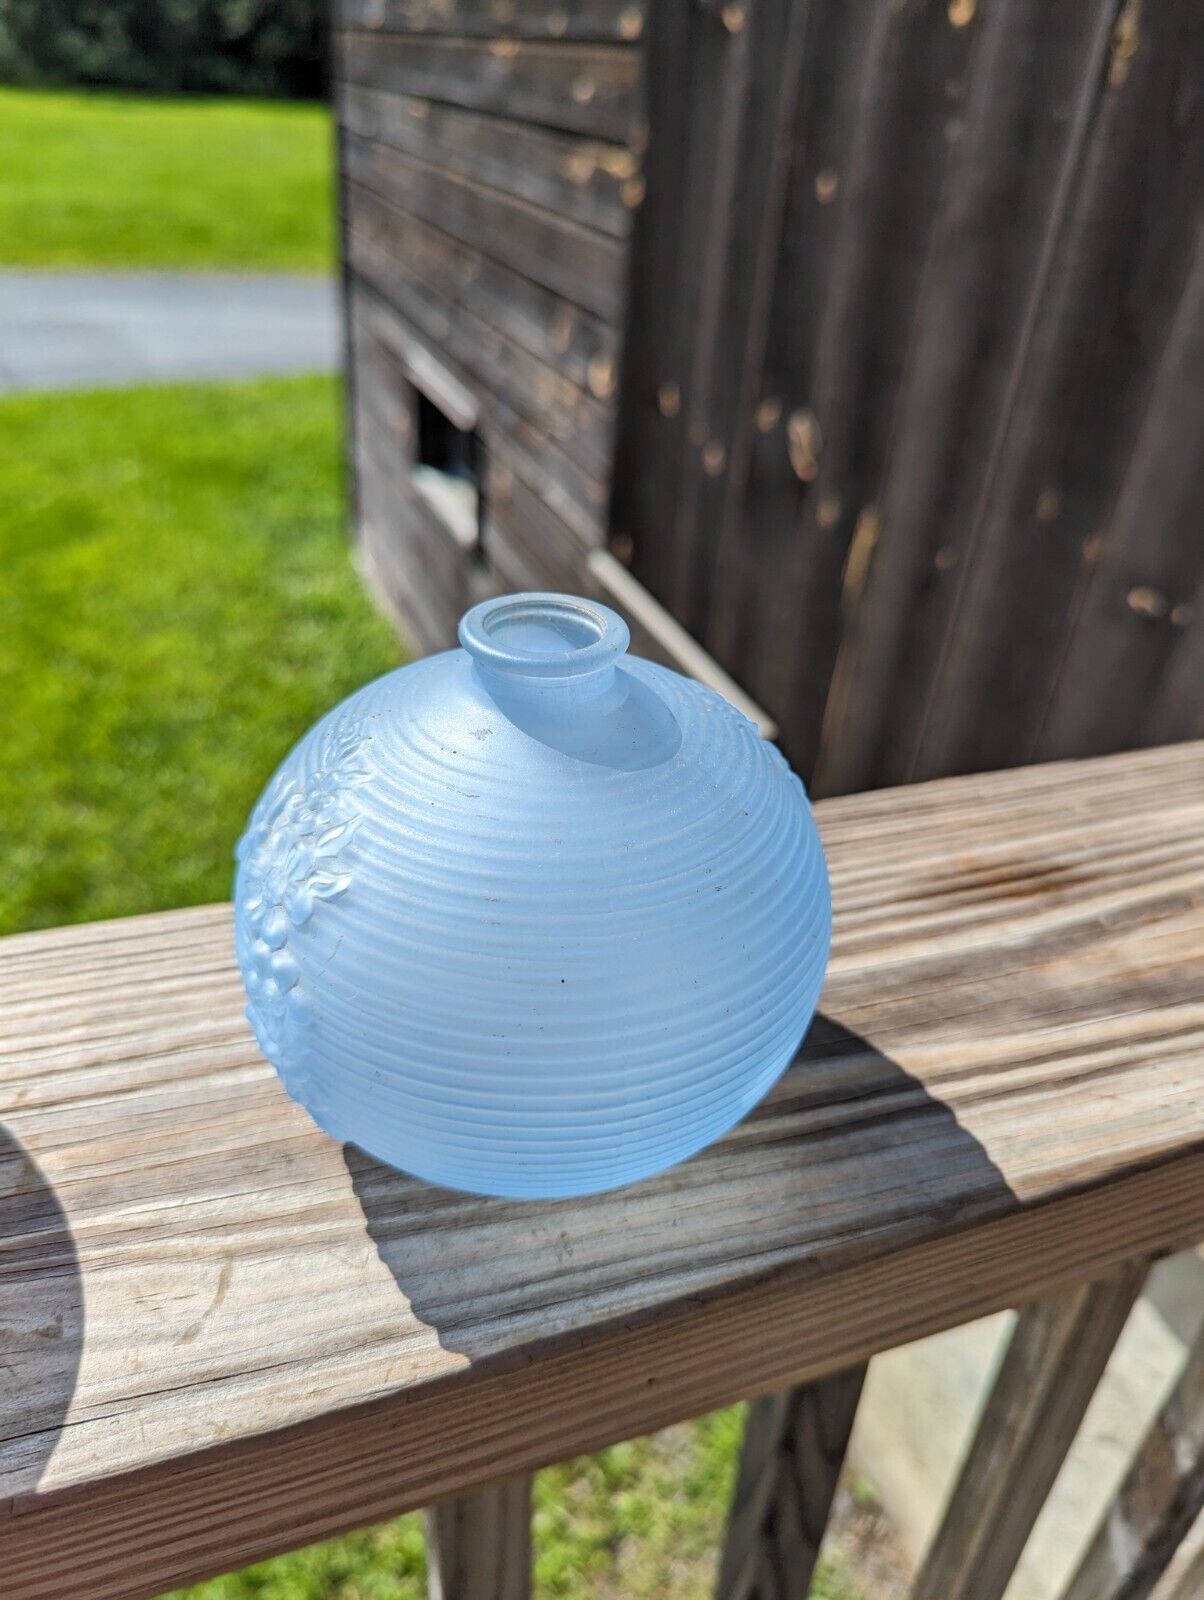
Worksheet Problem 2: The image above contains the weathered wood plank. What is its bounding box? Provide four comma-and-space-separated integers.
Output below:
807, 0, 1119, 794
903, 0, 1204, 785
614, 0, 980, 776
607, 0, 695, 605
344, 129, 628, 322
346, 177, 620, 396
911, 1266, 1146, 1600
339, 83, 633, 237
340, 0, 644, 44
349, 277, 610, 544
336, 31, 640, 143
347, 227, 613, 482
1033, 231, 1204, 764
1162, 1537, 1204, 1600
1059, 1323, 1204, 1600
716, 1365, 866, 1600
426, 1477, 533, 1600
607, 0, 1202, 792
4, 743, 1204, 1598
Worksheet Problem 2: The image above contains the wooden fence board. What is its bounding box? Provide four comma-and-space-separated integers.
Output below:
1034, 230, 1204, 764
716, 1365, 866, 1600
810, 0, 1119, 794
340, 0, 643, 44
905, 0, 1204, 785
347, 178, 619, 394
348, 269, 611, 535
1060, 1323, 1204, 1600
426, 1477, 532, 1600
339, 83, 633, 236
606, 0, 1203, 792
344, 131, 628, 321
337, 31, 640, 143
910, 1268, 1146, 1600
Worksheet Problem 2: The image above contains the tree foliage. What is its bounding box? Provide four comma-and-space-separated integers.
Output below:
0, 0, 328, 99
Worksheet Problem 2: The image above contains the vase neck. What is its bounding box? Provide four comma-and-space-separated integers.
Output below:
458, 592, 681, 769
459, 594, 629, 711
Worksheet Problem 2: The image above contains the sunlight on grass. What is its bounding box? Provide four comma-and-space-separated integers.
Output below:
0, 88, 333, 269
0, 376, 398, 935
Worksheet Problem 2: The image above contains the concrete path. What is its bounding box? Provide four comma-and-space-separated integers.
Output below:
0, 271, 340, 393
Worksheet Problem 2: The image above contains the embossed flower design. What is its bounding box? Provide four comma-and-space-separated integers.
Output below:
235, 714, 371, 1078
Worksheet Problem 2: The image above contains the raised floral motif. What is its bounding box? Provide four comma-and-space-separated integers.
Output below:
235, 713, 372, 1086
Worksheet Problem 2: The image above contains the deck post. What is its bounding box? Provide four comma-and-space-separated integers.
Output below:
716, 1363, 867, 1600
1163, 1540, 1204, 1600
1058, 1323, 1204, 1600
910, 1265, 1146, 1600
426, 1476, 533, 1600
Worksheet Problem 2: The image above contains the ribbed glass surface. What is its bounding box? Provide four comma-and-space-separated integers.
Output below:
234, 594, 831, 1198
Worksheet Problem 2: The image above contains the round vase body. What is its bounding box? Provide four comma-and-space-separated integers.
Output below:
234, 593, 831, 1198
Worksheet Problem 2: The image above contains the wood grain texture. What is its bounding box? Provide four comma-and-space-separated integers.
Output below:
333, 0, 641, 646
911, 1266, 1147, 1600
602, 0, 1203, 792
1060, 1323, 1204, 1600
905, 0, 1204, 787
3, 742, 1204, 1598
343, 131, 628, 323
340, 0, 643, 43
338, 85, 633, 238
426, 1477, 532, 1600
716, 1365, 866, 1600
1161, 1537, 1204, 1600
336, 31, 640, 143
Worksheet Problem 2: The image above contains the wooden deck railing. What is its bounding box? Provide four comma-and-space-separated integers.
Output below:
3, 742, 1204, 1600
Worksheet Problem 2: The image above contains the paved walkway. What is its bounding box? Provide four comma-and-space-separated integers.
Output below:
0, 271, 340, 393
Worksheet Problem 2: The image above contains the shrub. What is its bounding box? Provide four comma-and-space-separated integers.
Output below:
0, 0, 328, 99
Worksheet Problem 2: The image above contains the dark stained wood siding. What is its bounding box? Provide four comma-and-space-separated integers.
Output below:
611, 0, 1204, 792
335, 0, 643, 652
338, 0, 1203, 788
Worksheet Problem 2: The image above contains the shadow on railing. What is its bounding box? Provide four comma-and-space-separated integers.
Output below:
0, 1126, 83, 1502
341, 1014, 1016, 1360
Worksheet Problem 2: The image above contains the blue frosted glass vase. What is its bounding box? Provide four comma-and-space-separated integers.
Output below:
234, 593, 831, 1198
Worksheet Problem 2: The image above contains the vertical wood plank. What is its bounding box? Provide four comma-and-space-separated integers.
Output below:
910, 1265, 1146, 1600
427, 1476, 533, 1600
1059, 1325, 1204, 1600
716, 1363, 867, 1600
810, 0, 1119, 796
744, 0, 977, 779
905, 0, 1204, 785
1032, 231, 1204, 763
1160, 1537, 1204, 1600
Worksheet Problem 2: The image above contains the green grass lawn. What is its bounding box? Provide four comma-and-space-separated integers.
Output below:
0, 88, 333, 270
1, 374, 865, 1597
0, 377, 396, 935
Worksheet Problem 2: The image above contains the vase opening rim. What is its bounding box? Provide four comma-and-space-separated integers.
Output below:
459, 593, 630, 681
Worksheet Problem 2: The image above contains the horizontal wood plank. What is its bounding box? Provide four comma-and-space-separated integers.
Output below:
349, 278, 610, 545
343, 130, 628, 322
346, 178, 620, 392
339, 0, 645, 45
336, 31, 640, 143
4, 742, 1204, 1597
339, 84, 634, 238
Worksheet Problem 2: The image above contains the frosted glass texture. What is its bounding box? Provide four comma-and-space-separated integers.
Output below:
234, 593, 831, 1197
